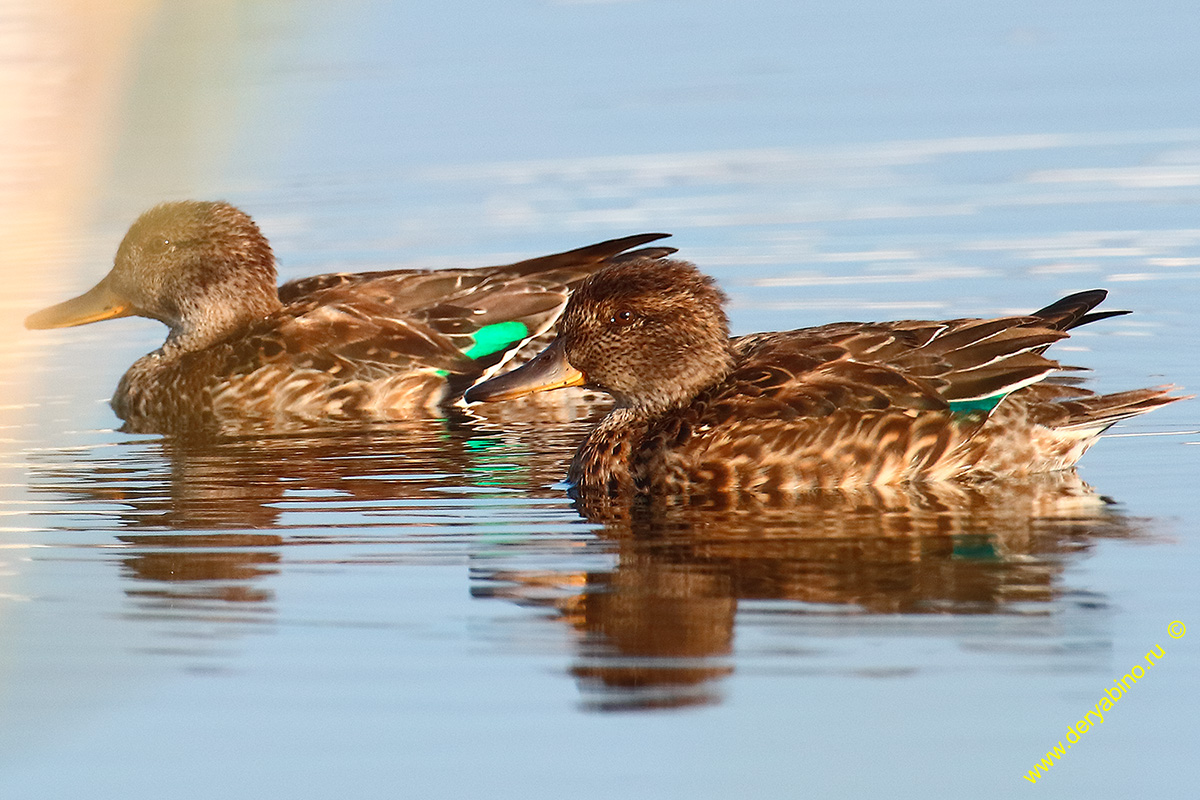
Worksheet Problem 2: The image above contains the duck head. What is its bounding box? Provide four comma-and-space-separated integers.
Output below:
26, 201, 282, 351
466, 258, 735, 414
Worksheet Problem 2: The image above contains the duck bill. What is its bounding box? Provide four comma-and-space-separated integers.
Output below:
464, 337, 586, 403
24, 276, 134, 329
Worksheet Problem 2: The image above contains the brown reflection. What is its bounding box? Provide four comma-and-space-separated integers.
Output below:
28, 411, 592, 608
120, 534, 284, 605
29, 426, 1149, 710
476, 472, 1145, 711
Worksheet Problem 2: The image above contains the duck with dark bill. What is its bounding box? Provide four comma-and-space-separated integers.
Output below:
465, 257, 1186, 502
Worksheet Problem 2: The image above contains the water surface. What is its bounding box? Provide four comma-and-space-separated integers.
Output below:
2, 2, 1198, 798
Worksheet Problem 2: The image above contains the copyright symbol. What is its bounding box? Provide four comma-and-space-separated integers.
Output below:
1168, 620, 1186, 639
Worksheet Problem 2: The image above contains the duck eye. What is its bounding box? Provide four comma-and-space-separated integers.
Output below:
610, 309, 636, 326
145, 237, 173, 254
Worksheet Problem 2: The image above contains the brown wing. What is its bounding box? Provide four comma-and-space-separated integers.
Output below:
714, 316, 1069, 412
277, 233, 676, 382
175, 234, 676, 424
276, 233, 674, 305
237, 300, 469, 379
633, 313, 1088, 491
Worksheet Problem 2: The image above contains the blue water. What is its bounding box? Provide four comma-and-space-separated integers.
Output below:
2, 2, 1198, 798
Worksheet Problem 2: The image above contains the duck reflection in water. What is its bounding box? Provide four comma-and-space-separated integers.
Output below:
475, 473, 1147, 711
27, 414, 592, 610
26, 426, 1161, 711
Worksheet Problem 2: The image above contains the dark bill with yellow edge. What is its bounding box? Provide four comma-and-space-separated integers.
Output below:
25, 276, 134, 330
464, 337, 586, 403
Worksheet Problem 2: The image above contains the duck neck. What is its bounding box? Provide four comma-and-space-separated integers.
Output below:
615, 340, 735, 419
568, 407, 650, 500
569, 340, 735, 498
160, 288, 282, 355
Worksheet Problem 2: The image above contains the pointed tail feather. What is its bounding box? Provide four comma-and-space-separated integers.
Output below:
1032, 289, 1131, 331
1058, 385, 1190, 433
612, 246, 679, 263
504, 233, 673, 277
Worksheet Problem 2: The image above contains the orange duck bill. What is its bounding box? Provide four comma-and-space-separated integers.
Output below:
25, 275, 134, 329
464, 337, 586, 403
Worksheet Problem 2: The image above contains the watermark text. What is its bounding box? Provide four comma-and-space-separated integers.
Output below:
1023, 620, 1185, 784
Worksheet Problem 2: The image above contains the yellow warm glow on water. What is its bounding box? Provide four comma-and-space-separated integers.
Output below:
0, 1, 159, 407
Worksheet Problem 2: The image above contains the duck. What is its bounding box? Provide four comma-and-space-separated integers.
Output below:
464, 257, 1186, 502
25, 200, 674, 434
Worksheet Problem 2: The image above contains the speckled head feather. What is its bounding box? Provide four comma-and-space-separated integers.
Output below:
559, 258, 735, 414
110, 201, 282, 349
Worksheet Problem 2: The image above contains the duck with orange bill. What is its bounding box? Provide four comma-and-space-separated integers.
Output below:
26, 201, 673, 434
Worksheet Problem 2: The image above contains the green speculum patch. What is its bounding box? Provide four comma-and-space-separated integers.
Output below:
948, 394, 1008, 416
463, 321, 529, 359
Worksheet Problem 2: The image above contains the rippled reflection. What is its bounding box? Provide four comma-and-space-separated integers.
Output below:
26, 412, 593, 605
476, 473, 1143, 710
26, 425, 1150, 711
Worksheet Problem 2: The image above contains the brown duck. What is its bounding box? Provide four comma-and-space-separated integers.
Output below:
465, 257, 1185, 501
25, 201, 672, 434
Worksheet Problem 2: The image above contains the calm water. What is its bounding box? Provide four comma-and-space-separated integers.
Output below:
2, 2, 1199, 798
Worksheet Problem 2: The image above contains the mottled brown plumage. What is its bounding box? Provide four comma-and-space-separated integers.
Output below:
465, 258, 1186, 503
25, 201, 673, 434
